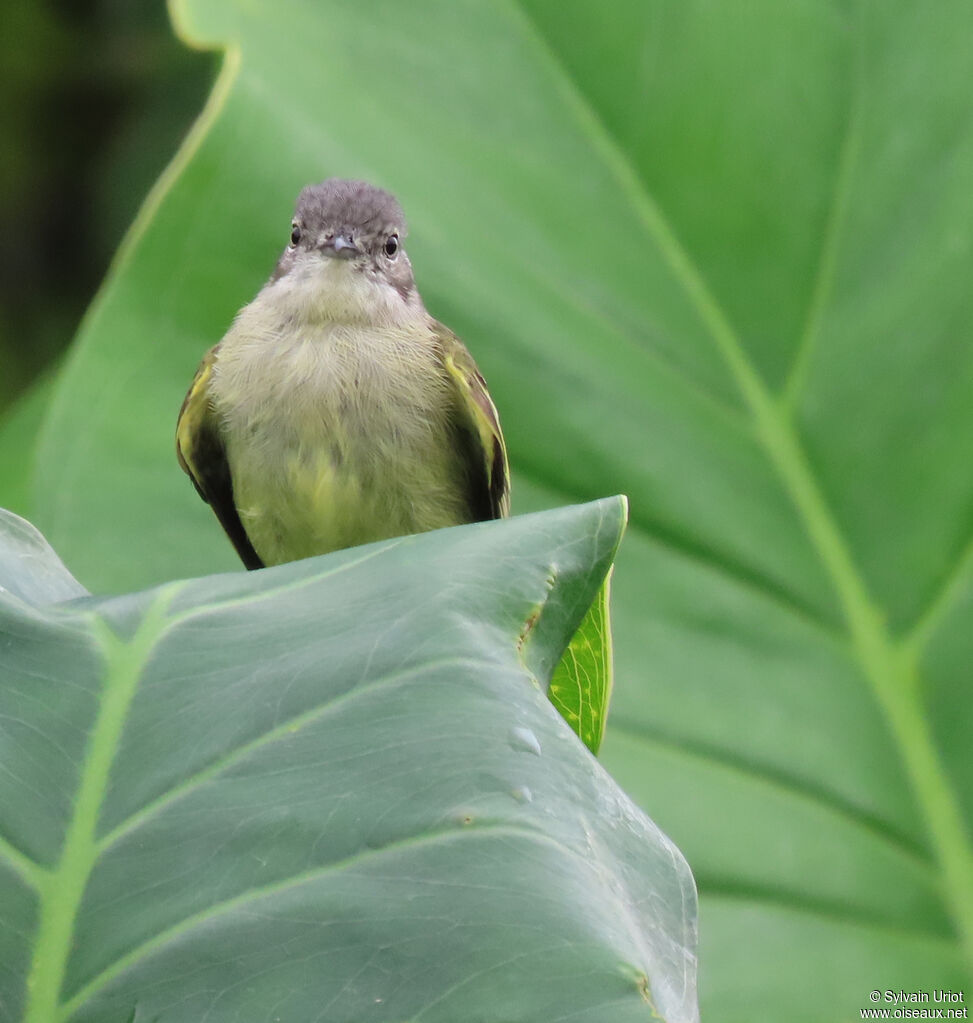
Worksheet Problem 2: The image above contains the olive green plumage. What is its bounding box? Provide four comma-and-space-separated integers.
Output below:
176, 179, 508, 569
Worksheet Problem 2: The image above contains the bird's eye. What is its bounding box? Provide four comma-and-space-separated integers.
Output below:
384, 234, 399, 258
290, 223, 301, 246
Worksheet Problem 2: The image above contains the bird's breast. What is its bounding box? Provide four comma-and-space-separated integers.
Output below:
210, 322, 467, 563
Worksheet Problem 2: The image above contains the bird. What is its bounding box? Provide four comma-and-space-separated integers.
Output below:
176, 178, 509, 570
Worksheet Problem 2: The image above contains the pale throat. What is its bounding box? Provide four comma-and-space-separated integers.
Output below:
275, 257, 421, 331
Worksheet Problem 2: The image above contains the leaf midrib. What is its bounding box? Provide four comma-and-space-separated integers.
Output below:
22, 589, 175, 1023
509, 0, 973, 974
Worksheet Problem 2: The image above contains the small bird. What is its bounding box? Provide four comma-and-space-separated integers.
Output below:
176, 179, 509, 569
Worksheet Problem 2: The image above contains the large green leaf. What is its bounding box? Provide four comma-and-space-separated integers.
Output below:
0, 498, 699, 1022
19, 1, 973, 1017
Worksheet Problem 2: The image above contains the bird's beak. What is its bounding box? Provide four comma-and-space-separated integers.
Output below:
320, 234, 361, 260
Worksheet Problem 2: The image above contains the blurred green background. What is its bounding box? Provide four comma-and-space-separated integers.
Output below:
0, 0, 212, 412
4, 1, 973, 1021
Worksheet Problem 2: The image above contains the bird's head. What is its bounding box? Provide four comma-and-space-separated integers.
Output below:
270, 178, 422, 325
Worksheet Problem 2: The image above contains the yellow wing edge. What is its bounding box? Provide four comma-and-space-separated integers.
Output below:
440, 332, 510, 520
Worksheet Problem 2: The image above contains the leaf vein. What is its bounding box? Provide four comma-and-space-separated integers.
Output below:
608, 718, 934, 872
60, 824, 595, 1017
781, 7, 866, 410
96, 656, 495, 853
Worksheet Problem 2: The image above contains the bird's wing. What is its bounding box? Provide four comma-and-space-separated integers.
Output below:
435, 323, 510, 521
175, 345, 265, 570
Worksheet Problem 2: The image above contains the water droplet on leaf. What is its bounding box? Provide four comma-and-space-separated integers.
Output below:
509, 726, 541, 756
